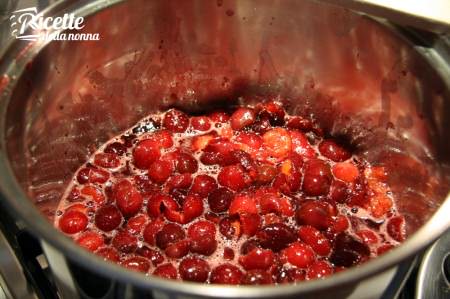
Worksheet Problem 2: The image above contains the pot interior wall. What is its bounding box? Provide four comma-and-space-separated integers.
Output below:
4, 0, 450, 236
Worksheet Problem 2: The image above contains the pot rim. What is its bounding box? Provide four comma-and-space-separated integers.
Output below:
0, 0, 449, 297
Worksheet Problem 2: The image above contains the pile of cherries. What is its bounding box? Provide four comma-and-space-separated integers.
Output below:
56, 99, 405, 285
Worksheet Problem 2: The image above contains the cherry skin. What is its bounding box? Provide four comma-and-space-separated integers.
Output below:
95, 205, 122, 232
188, 220, 217, 256
256, 223, 296, 252
179, 257, 211, 282
318, 140, 351, 162
112, 230, 138, 253
113, 179, 143, 217
155, 223, 186, 250
282, 242, 315, 268
191, 175, 217, 198
76, 231, 104, 251
208, 187, 233, 213
230, 108, 256, 130
210, 264, 243, 285
163, 109, 189, 133
302, 159, 332, 196
59, 210, 88, 234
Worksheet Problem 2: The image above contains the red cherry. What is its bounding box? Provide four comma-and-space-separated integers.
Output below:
330, 215, 350, 233
176, 152, 198, 174
191, 116, 211, 131
282, 242, 315, 268
80, 185, 105, 205
290, 130, 316, 158
235, 132, 262, 154
126, 214, 148, 235
77, 167, 110, 184
121, 256, 150, 273
318, 140, 351, 162
113, 179, 143, 217
147, 193, 178, 218
150, 130, 174, 148
188, 221, 217, 256
208, 187, 233, 213
256, 163, 277, 184
166, 173, 193, 191
164, 194, 203, 224
153, 263, 178, 279
239, 214, 261, 237
242, 270, 273, 285
239, 248, 274, 270
179, 257, 210, 282
94, 153, 120, 168
229, 195, 257, 215
96, 247, 120, 262
209, 111, 229, 123
298, 226, 331, 256
143, 218, 164, 245
286, 116, 313, 131
95, 205, 122, 232
163, 109, 189, 133
200, 138, 236, 165
112, 230, 138, 253
104, 142, 127, 156
357, 229, 379, 245
229, 150, 257, 174
387, 216, 405, 242
218, 165, 251, 192
155, 223, 185, 249
148, 159, 174, 184
262, 128, 292, 159
259, 193, 294, 217
263, 213, 283, 225
306, 261, 333, 280
165, 240, 191, 258
256, 223, 296, 252
191, 175, 217, 198
133, 139, 160, 169
302, 159, 332, 196
219, 216, 241, 239
296, 200, 335, 231
59, 210, 88, 234
272, 172, 302, 195
332, 162, 359, 183
210, 264, 243, 285
329, 180, 349, 203
76, 231, 104, 251
230, 108, 256, 130
134, 174, 158, 196
240, 239, 261, 255
136, 246, 165, 266
257, 101, 285, 126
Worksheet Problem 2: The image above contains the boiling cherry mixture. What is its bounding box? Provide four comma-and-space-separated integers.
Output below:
55, 99, 405, 284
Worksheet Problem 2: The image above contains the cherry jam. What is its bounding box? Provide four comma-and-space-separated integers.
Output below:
55, 99, 405, 284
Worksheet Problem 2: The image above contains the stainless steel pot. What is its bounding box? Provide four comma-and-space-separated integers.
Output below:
0, 0, 450, 298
